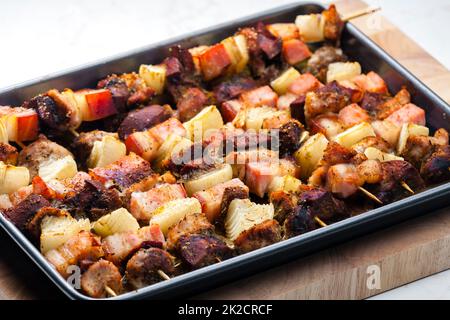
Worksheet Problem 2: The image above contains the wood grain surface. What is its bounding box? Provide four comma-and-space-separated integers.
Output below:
0, 0, 449, 300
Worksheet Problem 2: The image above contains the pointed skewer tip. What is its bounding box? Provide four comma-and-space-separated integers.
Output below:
358, 186, 383, 205
314, 216, 328, 228
401, 181, 415, 194
158, 269, 171, 281
342, 6, 381, 22
104, 285, 117, 297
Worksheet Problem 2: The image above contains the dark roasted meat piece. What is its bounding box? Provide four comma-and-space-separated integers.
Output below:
277, 120, 304, 157
81, 260, 123, 298
97, 74, 130, 112
323, 4, 344, 44
298, 188, 348, 221
176, 87, 209, 122
166, 212, 214, 250
0, 142, 18, 165
125, 248, 175, 289
176, 234, 232, 269
305, 46, 346, 82
234, 219, 282, 253
213, 76, 257, 104
4, 194, 50, 230
420, 145, 450, 184
256, 22, 282, 60
71, 130, 117, 167
360, 92, 389, 117
322, 141, 357, 166
26, 94, 70, 132
117, 104, 173, 140
284, 205, 316, 238
26, 207, 70, 240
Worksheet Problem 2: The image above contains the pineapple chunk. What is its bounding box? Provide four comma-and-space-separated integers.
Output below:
40, 215, 90, 254
268, 175, 302, 194
233, 35, 249, 73
270, 67, 301, 95
0, 162, 30, 194
295, 133, 329, 179
184, 164, 233, 196
364, 147, 404, 162
295, 14, 325, 43
87, 135, 127, 169
0, 119, 8, 143
397, 123, 430, 154
327, 62, 362, 83
153, 134, 192, 171
139, 64, 167, 95
38, 156, 78, 182
93, 208, 140, 238
242, 107, 289, 131
333, 122, 376, 148
225, 199, 274, 241
221, 36, 243, 75
183, 105, 224, 141
150, 198, 202, 235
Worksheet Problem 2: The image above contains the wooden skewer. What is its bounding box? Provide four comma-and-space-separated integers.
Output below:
341, 6, 381, 22
16, 141, 26, 149
70, 129, 80, 137
158, 269, 171, 281
314, 216, 328, 228
358, 186, 383, 205
216, 257, 222, 263
104, 285, 117, 297
174, 262, 181, 268
401, 181, 415, 194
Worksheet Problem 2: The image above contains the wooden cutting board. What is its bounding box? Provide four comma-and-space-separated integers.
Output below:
0, 0, 449, 300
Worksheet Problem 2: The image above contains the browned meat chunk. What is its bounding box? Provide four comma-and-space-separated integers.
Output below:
0, 142, 18, 165
256, 22, 282, 60
298, 188, 348, 221
284, 204, 316, 238
176, 234, 233, 270
45, 231, 104, 278
377, 88, 411, 120
234, 219, 282, 254
167, 212, 214, 250
26, 207, 70, 240
18, 135, 73, 178
81, 260, 123, 298
97, 74, 130, 112
420, 145, 450, 184
176, 87, 209, 122
90, 153, 153, 191
117, 104, 173, 140
213, 76, 257, 104
323, 4, 344, 44
71, 130, 117, 166
3, 194, 50, 230
119, 73, 155, 106
125, 248, 175, 289
269, 190, 296, 224
290, 95, 306, 124
322, 141, 357, 166
360, 92, 389, 116
277, 120, 304, 157
25, 94, 70, 132
352, 136, 392, 154
305, 46, 346, 82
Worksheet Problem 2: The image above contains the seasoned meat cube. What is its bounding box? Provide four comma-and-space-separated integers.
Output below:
45, 231, 104, 278
213, 76, 257, 104
256, 22, 282, 60
323, 4, 344, 43
277, 120, 305, 157
385, 103, 426, 127
81, 260, 123, 298
97, 74, 130, 112
176, 234, 232, 270
234, 219, 281, 254
26, 94, 70, 132
298, 188, 347, 221
360, 92, 389, 116
326, 163, 363, 198
240, 86, 278, 109
322, 141, 357, 166
377, 88, 411, 120
166, 212, 214, 250
117, 104, 173, 140
352, 136, 392, 154
290, 95, 306, 124
18, 135, 73, 178
125, 248, 175, 289
3, 194, 50, 230
119, 73, 154, 106
0, 142, 18, 165
372, 160, 425, 203
420, 145, 450, 184
90, 153, 153, 191
284, 205, 316, 238
176, 87, 209, 122
338, 103, 370, 128
71, 130, 117, 166
102, 225, 165, 266
63, 173, 122, 220
305, 46, 346, 82
269, 190, 296, 224
401, 135, 434, 169
193, 179, 249, 223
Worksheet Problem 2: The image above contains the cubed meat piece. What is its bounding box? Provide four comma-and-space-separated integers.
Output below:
234, 219, 281, 253
240, 86, 278, 109
338, 103, 370, 128
97, 74, 130, 112
420, 145, 450, 184
130, 183, 187, 222
193, 178, 249, 223
256, 22, 282, 60
284, 205, 316, 238
326, 164, 363, 198
309, 114, 344, 139
0, 142, 18, 165
3, 194, 50, 230
385, 103, 426, 127
298, 188, 347, 221
71, 130, 117, 166
177, 87, 209, 122
282, 39, 312, 65
213, 76, 258, 104
199, 44, 232, 81
278, 120, 305, 156
125, 248, 175, 289
45, 231, 104, 278
353, 71, 388, 95
221, 100, 243, 123
288, 73, 322, 96
90, 153, 153, 190
166, 212, 214, 250
81, 260, 123, 298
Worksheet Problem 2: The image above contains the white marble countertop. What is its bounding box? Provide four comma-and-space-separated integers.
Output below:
0, 0, 449, 300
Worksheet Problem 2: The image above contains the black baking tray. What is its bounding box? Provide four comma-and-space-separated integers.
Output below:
1, 2, 449, 300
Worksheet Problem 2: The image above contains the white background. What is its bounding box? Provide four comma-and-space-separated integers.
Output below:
0, 0, 449, 299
